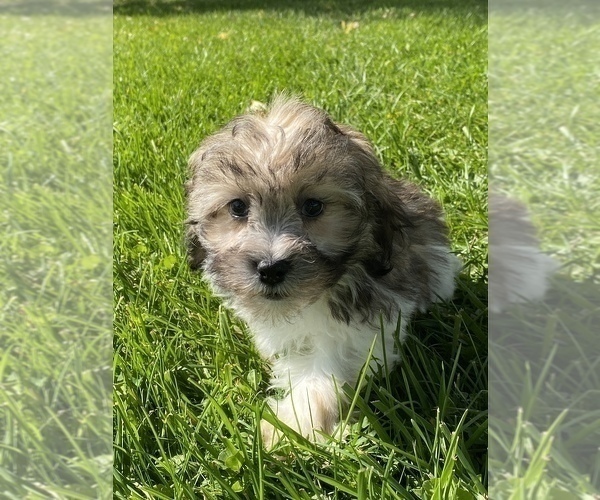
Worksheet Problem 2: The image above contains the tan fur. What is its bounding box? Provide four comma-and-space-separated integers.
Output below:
186, 96, 460, 445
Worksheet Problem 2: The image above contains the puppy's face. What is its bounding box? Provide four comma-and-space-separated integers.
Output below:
186, 99, 395, 321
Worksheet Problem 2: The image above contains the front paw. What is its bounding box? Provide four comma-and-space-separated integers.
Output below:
260, 417, 283, 450
260, 393, 338, 447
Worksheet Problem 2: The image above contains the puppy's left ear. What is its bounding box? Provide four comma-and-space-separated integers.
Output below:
340, 126, 411, 277
185, 220, 206, 271
365, 179, 412, 277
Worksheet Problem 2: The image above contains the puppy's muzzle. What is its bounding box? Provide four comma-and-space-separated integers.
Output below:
256, 259, 292, 287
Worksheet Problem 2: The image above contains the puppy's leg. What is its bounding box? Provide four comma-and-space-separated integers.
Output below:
261, 355, 346, 447
408, 244, 461, 306
429, 247, 462, 303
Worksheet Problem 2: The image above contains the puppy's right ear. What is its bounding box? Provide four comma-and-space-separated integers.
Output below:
185, 220, 206, 271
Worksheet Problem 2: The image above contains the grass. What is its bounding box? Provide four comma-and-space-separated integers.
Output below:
113, 1, 487, 498
0, 5, 112, 499
489, 4, 600, 498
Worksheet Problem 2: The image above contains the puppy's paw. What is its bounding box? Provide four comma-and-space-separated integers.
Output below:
260, 418, 282, 450
260, 392, 338, 448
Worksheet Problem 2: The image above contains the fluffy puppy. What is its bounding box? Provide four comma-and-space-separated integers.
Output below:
186, 97, 460, 445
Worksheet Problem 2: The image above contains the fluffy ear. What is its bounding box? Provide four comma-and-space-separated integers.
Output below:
185, 220, 206, 271
365, 180, 412, 277
339, 125, 411, 277
185, 154, 208, 271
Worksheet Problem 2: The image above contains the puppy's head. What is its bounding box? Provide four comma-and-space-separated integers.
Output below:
186, 97, 408, 321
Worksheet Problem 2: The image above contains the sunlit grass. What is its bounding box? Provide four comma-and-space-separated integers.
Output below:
113, 1, 487, 497
0, 10, 112, 499
489, 5, 600, 497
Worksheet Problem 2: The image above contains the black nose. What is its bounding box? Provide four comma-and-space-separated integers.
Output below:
257, 259, 292, 286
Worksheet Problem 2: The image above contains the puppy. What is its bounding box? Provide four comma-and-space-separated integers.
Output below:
185, 97, 460, 445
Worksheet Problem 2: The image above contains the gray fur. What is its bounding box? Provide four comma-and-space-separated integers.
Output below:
186, 96, 454, 324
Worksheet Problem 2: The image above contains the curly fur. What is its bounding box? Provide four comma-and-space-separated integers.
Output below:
186, 96, 460, 444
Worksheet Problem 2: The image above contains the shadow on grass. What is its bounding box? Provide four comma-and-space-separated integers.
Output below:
489, 275, 600, 487
114, 0, 486, 17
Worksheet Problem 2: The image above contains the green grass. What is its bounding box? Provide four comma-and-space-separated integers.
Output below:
0, 7, 112, 499
489, 5, 600, 498
113, 1, 487, 498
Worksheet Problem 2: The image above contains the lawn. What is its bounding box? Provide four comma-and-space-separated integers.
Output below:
113, 1, 488, 498
489, 4, 600, 497
0, 4, 112, 498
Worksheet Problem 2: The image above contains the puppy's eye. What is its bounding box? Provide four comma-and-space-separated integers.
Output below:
301, 199, 324, 218
228, 199, 249, 218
